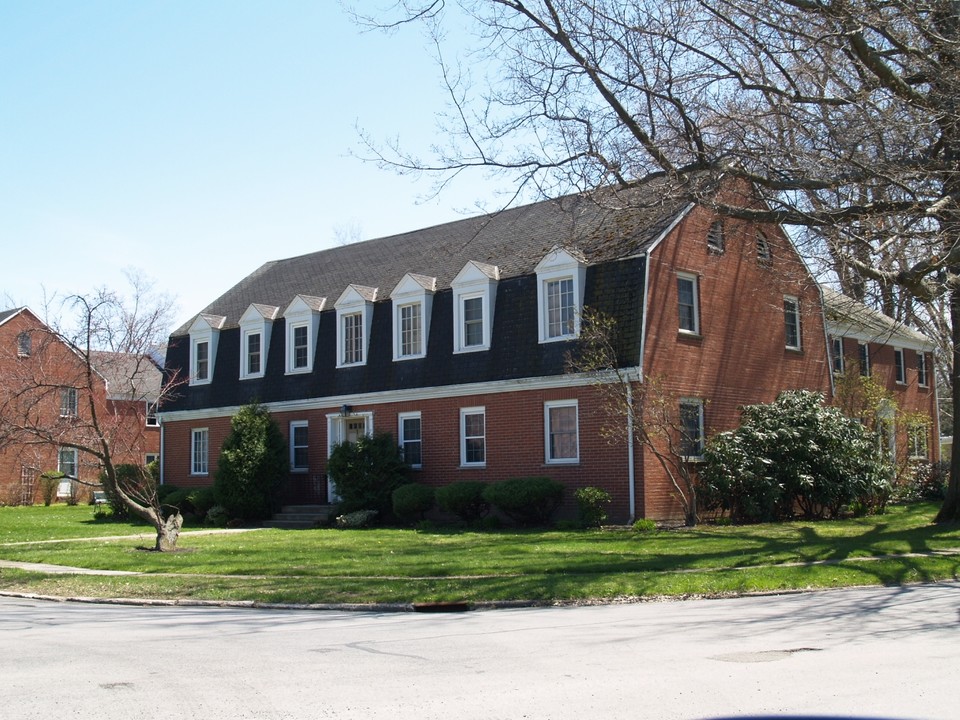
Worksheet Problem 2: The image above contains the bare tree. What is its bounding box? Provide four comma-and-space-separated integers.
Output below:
0, 275, 186, 550
567, 309, 700, 525
358, 0, 960, 520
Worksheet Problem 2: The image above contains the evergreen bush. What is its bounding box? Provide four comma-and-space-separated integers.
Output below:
482, 476, 563, 527
435, 481, 491, 522
575, 486, 612, 528
327, 432, 409, 519
392, 483, 435, 524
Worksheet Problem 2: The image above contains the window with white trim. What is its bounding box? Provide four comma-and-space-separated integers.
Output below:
58, 447, 77, 478
894, 348, 906, 384
460, 407, 486, 467
145, 402, 159, 427
462, 295, 484, 348
60, 387, 78, 418
399, 303, 423, 358
859, 342, 870, 376
677, 273, 700, 335
283, 295, 325, 375
784, 296, 801, 350
391, 274, 435, 361
292, 324, 309, 370
335, 285, 375, 368
188, 314, 223, 386
342, 312, 363, 365
145, 453, 159, 465
909, 424, 929, 459
290, 421, 309, 473
918, 352, 929, 387
245, 330, 262, 377
399, 412, 422, 468
194, 339, 210, 382
535, 248, 585, 343
546, 278, 575, 339
452, 261, 498, 353
191, 428, 209, 475
679, 400, 705, 460
238, 304, 276, 380
545, 400, 579, 464
831, 336, 845, 374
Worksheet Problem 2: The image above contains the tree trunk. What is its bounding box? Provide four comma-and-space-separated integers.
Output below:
936, 284, 960, 521
155, 512, 183, 552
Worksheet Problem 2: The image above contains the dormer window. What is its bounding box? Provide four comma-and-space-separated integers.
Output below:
535, 248, 586, 343
238, 304, 278, 380
452, 261, 499, 354
335, 285, 376, 367
283, 295, 325, 375
707, 220, 725, 253
390, 274, 435, 361
188, 314, 225, 386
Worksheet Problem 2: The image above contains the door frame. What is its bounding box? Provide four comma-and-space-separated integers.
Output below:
326, 411, 374, 502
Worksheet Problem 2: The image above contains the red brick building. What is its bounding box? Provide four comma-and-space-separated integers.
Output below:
0, 308, 161, 504
159, 175, 938, 522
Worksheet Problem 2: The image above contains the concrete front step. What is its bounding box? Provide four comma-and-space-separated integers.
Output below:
263, 504, 333, 530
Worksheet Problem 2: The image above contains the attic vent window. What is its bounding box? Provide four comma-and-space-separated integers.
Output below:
707, 220, 725, 253
756, 231, 772, 263
16, 332, 31, 357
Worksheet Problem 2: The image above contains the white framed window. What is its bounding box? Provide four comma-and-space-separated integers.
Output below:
859, 342, 870, 377
894, 348, 906, 384
460, 407, 486, 467
707, 220, 725, 253
290, 421, 309, 473
831, 336, 845, 374
679, 400, 705, 461
244, 330, 262, 377
545, 400, 579, 464
17, 331, 31, 357
191, 428, 209, 476
335, 285, 376, 368
188, 314, 224, 386
238, 304, 277, 380
145, 402, 159, 427
784, 296, 801, 350
399, 412, 423, 468
918, 352, 929, 387
58, 447, 77, 478
452, 261, 499, 353
677, 273, 700, 335
909, 424, 929, 460
283, 295, 325, 375
60, 387, 78, 417
391, 273, 435, 361
536, 248, 586, 343
145, 453, 159, 465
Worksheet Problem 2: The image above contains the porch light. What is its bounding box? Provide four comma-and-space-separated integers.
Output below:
340, 404, 352, 417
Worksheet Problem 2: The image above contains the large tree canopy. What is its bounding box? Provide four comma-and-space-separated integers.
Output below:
363, 0, 960, 520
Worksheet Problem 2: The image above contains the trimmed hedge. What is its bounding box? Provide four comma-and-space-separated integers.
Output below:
482, 477, 563, 527
392, 483, 435, 524
436, 481, 491, 522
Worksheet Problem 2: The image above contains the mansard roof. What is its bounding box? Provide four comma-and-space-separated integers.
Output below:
174, 173, 705, 335
821, 287, 935, 351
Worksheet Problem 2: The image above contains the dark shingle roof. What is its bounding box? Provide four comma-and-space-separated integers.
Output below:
173, 175, 701, 336
821, 287, 934, 349
90, 351, 164, 403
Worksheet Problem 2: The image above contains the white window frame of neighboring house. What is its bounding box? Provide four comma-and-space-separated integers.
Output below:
335, 285, 376, 368
918, 351, 929, 387
460, 407, 486, 467
859, 342, 871, 376
60, 387, 78, 418
145, 453, 159, 465
290, 421, 309, 473
391, 274, 435, 361
677, 272, 700, 335
191, 428, 209, 476
145, 402, 159, 427
909, 424, 929, 460
398, 412, 423, 469
894, 348, 906, 384
452, 261, 498, 354
679, 399, 705, 461
57, 447, 77, 497
831, 336, 845, 375
17, 331, 31, 357
535, 248, 586, 344
544, 400, 579, 464
784, 296, 801, 350
707, 220, 725, 253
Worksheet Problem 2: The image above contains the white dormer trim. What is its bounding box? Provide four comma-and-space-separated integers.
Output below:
390, 273, 436, 361
535, 247, 587, 344
335, 285, 377, 368
452, 261, 499, 354
188, 313, 225, 386
238, 304, 279, 380
283, 295, 325, 375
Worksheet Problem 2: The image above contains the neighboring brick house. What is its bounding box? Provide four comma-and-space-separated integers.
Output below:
158, 174, 934, 522
0, 307, 162, 504
822, 288, 940, 473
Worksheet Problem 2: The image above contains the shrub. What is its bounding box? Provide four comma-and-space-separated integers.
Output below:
156, 484, 182, 503
482, 476, 563, 527
327, 432, 409, 520
161, 488, 193, 515
632, 518, 657, 533
701, 390, 889, 523
576, 486, 612, 528
436, 481, 491, 522
214, 403, 288, 521
204, 504, 229, 527
392, 483, 435, 524
39, 472, 63, 506
335, 510, 379, 529
187, 487, 217, 520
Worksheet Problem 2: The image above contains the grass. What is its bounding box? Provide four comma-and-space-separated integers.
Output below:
1, 503, 959, 605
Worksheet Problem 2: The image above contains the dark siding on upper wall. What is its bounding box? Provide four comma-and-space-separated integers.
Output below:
161, 257, 646, 412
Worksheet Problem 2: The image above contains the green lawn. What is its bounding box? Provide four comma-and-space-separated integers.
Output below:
1, 503, 959, 605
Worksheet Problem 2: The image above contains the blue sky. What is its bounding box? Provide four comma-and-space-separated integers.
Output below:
0, 2, 505, 328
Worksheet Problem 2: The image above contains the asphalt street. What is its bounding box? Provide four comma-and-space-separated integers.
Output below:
2, 582, 958, 720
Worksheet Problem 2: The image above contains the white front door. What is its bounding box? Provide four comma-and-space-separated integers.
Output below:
326, 413, 371, 503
